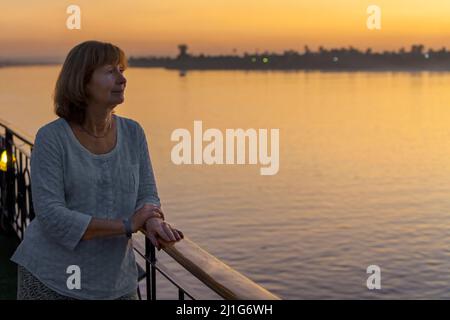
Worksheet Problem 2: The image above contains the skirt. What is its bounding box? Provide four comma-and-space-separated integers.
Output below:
17, 265, 138, 300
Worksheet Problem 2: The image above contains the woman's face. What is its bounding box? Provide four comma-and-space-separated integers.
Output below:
86, 64, 127, 107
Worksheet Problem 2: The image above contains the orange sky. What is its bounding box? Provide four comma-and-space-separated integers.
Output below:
1, 0, 450, 61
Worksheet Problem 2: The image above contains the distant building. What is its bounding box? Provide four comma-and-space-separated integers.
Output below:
177, 44, 189, 59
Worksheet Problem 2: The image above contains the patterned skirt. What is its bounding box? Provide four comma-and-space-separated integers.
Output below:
17, 265, 138, 300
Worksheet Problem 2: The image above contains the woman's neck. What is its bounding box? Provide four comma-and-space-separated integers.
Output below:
82, 105, 114, 136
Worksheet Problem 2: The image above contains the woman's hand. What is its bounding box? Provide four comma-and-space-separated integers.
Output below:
145, 217, 184, 250
131, 203, 164, 233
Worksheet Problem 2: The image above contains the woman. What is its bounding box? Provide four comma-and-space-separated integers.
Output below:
11, 40, 183, 300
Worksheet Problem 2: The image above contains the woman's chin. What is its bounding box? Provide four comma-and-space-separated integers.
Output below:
110, 96, 124, 105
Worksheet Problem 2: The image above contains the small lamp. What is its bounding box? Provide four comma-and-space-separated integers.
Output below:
0, 149, 16, 172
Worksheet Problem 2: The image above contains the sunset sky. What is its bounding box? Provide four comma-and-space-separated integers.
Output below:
1, 0, 450, 61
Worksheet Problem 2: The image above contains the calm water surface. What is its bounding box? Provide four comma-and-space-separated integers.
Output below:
2, 66, 450, 299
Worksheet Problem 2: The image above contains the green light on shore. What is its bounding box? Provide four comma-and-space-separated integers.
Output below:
263, 57, 269, 63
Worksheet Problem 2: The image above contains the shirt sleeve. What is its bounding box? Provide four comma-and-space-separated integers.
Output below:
134, 123, 161, 212
30, 126, 92, 251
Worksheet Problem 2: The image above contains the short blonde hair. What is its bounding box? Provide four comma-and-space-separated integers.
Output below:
54, 40, 127, 125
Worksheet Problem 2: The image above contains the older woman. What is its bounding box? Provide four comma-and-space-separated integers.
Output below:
11, 40, 183, 300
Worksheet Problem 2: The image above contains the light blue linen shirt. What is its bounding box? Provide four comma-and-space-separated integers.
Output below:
11, 114, 161, 299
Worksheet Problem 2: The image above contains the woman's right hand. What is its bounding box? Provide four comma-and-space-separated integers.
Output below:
145, 218, 184, 250
131, 203, 164, 233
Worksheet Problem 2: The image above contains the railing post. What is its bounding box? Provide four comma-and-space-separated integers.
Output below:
178, 288, 184, 300
29, 146, 35, 222
145, 237, 151, 300
150, 239, 157, 300
4, 129, 16, 234
145, 237, 157, 300
0, 136, 5, 231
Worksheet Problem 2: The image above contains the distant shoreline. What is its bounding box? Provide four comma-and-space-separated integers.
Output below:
128, 44, 450, 72
4, 43, 450, 72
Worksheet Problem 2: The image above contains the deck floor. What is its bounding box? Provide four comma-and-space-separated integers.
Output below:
0, 231, 19, 300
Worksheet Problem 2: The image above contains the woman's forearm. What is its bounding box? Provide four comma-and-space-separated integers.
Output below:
81, 218, 126, 240
81, 205, 164, 241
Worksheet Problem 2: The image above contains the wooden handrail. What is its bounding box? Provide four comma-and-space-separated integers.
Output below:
138, 232, 281, 300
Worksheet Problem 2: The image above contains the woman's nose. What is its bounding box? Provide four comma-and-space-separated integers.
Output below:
117, 73, 127, 85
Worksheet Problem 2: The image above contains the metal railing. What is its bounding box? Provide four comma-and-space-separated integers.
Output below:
0, 118, 280, 300
0, 119, 34, 240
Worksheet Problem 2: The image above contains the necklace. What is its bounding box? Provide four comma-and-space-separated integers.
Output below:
80, 117, 113, 139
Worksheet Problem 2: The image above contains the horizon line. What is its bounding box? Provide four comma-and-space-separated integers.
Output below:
1, 43, 448, 64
